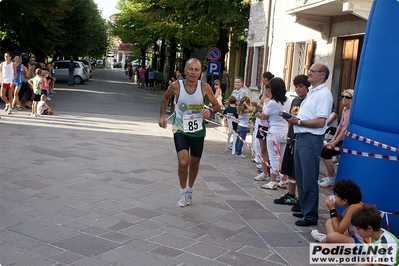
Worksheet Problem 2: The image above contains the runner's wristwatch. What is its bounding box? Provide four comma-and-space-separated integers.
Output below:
297, 119, 301, 126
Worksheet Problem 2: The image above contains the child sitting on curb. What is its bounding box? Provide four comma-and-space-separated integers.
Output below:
351, 204, 399, 266
311, 179, 367, 244
36, 94, 54, 116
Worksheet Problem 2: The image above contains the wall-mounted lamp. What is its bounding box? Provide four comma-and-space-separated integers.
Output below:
244, 28, 254, 40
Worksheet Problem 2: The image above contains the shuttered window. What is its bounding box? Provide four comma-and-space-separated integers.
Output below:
257, 46, 265, 89
302, 40, 314, 74
245, 47, 254, 87
283, 42, 294, 90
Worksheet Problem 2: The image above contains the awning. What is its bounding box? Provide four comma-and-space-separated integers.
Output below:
287, 0, 372, 20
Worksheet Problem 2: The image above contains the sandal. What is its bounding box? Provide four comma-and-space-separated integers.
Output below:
277, 180, 288, 189
260, 181, 278, 190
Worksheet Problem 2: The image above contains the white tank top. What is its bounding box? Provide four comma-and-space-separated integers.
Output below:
172, 80, 205, 137
1, 61, 14, 83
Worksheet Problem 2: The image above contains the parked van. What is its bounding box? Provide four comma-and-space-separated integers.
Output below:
96, 60, 104, 68
53, 60, 90, 84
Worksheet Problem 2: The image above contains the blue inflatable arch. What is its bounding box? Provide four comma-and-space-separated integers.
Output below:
337, 0, 399, 236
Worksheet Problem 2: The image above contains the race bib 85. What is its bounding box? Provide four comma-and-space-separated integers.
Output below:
183, 113, 203, 133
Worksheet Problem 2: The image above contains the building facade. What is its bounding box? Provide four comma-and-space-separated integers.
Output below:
245, 0, 372, 111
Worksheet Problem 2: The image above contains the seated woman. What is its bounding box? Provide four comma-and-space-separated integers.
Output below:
324, 103, 338, 141
319, 89, 354, 188
311, 179, 366, 244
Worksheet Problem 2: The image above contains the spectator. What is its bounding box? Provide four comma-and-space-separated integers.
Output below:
12, 55, 26, 111
40, 70, 50, 100
259, 78, 291, 189
220, 66, 230, 96
166, 78, 176, 114
286, 62, 333, 226
273, 74, 309, 205
351, 204, 399, 265
36, 94, 54, 116
311, 179, 364, 243
325, 103, 338, 140
68, 59, 74, 86
200, 65, 207, 84
176, 69, 184, 80
235, 96, 252, 158
213, 79, 223, 106
223, 96, 238, 132
1, 52, 16, 115
155, 69, 164, 90
128, 66, 133, 82
252, 71, 274, 170
138, 65, 146, 88
28, 68, 43, 117
319, 89, 354, 188
47, 62, 56, 95
148, 67, 155, 90
25, 61, 37, 109
231, 76, 247, 102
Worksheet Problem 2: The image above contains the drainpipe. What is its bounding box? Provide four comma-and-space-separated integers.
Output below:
263, 0, 273, 71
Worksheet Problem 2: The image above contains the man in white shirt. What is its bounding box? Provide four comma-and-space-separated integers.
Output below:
285, 62, 333, 226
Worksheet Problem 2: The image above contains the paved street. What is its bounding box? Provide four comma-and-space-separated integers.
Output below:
0, 68, 334, 266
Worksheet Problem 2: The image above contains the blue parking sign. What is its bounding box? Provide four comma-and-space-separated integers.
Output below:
207, 61, 221, 76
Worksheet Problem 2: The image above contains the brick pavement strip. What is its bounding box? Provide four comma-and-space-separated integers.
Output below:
0, 69, 334, 266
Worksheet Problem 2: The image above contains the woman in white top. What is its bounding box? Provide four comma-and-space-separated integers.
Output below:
259, 78, 291, 190
252, 72, 274, 180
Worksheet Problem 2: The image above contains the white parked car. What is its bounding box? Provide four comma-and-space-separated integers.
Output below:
53, 60, 90, 84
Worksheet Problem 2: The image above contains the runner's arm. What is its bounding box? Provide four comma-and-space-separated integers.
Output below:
159, 82, 178, 128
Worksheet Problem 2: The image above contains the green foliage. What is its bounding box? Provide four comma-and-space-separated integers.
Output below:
113, 0, 250, 58
0, 0, 109, 58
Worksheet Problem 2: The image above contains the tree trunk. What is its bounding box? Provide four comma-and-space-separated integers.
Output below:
182, 47, 191, 67
216, 22, 229, 73
152, 40, 158, 69
168, 36, 177, 80
159, 38, 166, 72
141, 48, 146, 66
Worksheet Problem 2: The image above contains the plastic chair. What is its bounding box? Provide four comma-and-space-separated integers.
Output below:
225, 118, 238, 154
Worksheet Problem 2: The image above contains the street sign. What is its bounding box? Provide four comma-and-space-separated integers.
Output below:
207, 61, 221, 76
207, 47, 221, 62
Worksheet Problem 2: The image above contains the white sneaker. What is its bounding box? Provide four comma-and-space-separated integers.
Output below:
256, 164, 262, 169
177, 192, 186, 207
319, 177, 335, 188
186, 190, 192, 206
311, 230, 326, 242
235, 154, 246, 158
47, 97, 51, 100
254, 173, 269, 181
4, 105, 9, 111
7, 108, 11, 114
332, 156, 340, 163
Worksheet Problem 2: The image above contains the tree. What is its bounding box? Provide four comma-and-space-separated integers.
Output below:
0, 0, 109, 59
112, 0, 250, 78
0, 0, 69, 57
